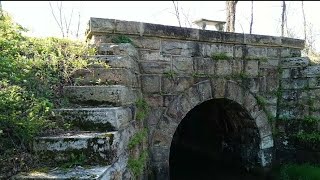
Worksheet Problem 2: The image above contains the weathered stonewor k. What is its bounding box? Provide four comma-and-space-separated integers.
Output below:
14, 17, 320, 180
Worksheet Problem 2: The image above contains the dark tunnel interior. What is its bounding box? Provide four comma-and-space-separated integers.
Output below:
169, 98, 263, 180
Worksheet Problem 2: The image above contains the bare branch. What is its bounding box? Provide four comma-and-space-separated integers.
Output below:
76, 12, 80, 39
58, 1, 65, 37
180, 7, 192, 28
249, 1, 253, 34
172, 1, 181, 27
49, 2, 64, 37
65, 8, 74, 37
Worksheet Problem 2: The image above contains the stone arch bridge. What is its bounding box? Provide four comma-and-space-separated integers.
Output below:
15, 17, 320, 180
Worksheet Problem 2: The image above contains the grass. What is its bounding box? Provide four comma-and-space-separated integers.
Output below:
278, 163, 320, 180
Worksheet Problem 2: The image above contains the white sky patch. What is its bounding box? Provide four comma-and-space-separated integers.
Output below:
2, 1, 320, 50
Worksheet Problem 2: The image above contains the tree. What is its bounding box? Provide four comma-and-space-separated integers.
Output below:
171, 1, 192, 28
249, 1, 253, 34
49, 1, 81, 38
226, 1, 238, 32
172, 1, 181, 27
281, 1, 286, 37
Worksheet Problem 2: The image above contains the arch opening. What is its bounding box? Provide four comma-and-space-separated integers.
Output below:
169, 98, 264, 180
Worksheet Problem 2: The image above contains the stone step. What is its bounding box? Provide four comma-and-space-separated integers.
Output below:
87, 55, 139, 72
53, 107, 133, 131
71, 68, 139, 87
12, 153, 132, 179
33, 132, 120, 166
12, 165, 113, 179
32, 124, 136, 166
63, 85, 139, 106
97, 43, 138, 60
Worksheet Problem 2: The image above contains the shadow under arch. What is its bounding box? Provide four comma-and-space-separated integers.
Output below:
169, 98, 263, 179
151, 80, 274, 179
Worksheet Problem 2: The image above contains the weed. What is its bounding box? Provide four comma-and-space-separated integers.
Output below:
192, 72, 207, 78
135, 98, 150, 121
60, 152, 86, 169
295, 131, 320, 143
128, 150, 148, 179
164, 70, 177, 79
128, 129, 147, 150
111, 35, 132, 44
210, 52, 230, 60
256, 95, 268, 106
303, 115, 320, 124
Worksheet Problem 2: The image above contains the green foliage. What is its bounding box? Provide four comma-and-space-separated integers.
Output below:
135, 99, 150, 121
255, 95, 275, 123
303, 115, 320, 124
0, 82, 52, 148
111, 35, 132, 44
192, 72, 205, 78
210, 52, 230, 60
239, 72, 249, 79
128, 150, 148, 179
279, 163, 320, 180
164, 70, 177, 79
128, 129, 147, 150
60, 152, 86, 169
256, 95, 268, 106
0, 12, 95, 177
295, 131, 320, 143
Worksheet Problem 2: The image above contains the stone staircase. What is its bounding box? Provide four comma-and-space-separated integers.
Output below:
13, 43, 143, 180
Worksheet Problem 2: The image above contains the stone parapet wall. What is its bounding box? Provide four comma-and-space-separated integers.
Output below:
86, 18, 304, 49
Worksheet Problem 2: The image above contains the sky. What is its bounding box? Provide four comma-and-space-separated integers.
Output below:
2, 1, 320, 50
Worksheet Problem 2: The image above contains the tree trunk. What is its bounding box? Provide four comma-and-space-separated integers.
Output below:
226, 1, 238, 32
281, 1, 286, 37
249, 1, 253, 34
301, 1, 306, 41
0, 1, 2, 16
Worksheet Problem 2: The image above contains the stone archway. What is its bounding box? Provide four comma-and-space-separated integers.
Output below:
150, 80, 273, 179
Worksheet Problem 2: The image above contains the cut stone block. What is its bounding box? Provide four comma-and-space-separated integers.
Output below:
63, 85, 137, 106
71, 68, 139, 87
53, 107, 132, 131
33, 132, 119, 165
97, 43, 138, 59
280, 57, 310, 68
12, 165, 112, 180
87, 55, 139, 72
13, 151, 132, 180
